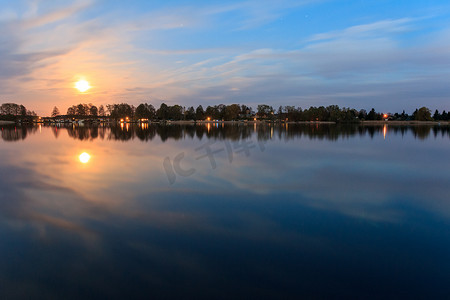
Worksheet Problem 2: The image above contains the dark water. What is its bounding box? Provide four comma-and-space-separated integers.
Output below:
0, 123, 449, 299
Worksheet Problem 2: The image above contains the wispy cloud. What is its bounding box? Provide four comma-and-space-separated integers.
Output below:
0, 1, 449, 114
309, 18, 416, 42
21, 0, 94, 29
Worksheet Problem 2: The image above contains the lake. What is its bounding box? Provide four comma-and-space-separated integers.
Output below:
0, 123, 449, 299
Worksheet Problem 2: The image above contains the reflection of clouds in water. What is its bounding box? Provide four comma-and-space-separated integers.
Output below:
1, 124, 449, 231
0, 163, 101, 252
0, 125, 449, 233
203, 138, 450, 223
0, 149, 212, 238
0, 124, 449, 298
1, 158, 315, 298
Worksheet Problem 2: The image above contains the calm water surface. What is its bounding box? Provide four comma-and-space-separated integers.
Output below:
0, 124, 449, 299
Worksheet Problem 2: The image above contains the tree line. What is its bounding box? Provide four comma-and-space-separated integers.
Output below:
62, 104, 106, 117
0, 103, 37, 121
3, 102, 448, 123
49, 102, 450, 122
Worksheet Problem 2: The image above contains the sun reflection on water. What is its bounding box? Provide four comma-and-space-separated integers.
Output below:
79, 152, 91, 164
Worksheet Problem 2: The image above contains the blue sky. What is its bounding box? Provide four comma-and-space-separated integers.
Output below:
1, 0, 450, 115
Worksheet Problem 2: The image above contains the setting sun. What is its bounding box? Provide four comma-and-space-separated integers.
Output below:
75, 80, 91, 92
79, 152, 91, 164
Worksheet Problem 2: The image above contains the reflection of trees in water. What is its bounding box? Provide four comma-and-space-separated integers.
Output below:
1, 124, 449, 142
204, 124, 252, 141
99, 126, 106, 140
431, 126, 450, 139
274, 124, 450, 141
269, 124, 366, 141
109, 125, 134, 141
412, 126, 431, 140
1, 125, 33, 142
136, 126, 156, 142
390, 126, 408, 137
67, 126, 100, 141
156, 125, 183, 142
52, 126, 60, 139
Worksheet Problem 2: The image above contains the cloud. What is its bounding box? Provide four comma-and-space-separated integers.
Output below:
202, 0, 319, 30
0, 1, 96, 92
21, 0, 94, 29
1, 1, 450, 114
0, 162, 99, 241
140, 17, 450, 110
309, 18, 416, 42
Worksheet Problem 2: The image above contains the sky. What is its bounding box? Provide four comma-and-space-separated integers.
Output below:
1, 0, 450, 116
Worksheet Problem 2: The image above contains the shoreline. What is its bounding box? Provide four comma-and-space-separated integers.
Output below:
4, 120, 449, 126
361, 120, 450, 125
164, 120, 448, 125
166, 120, 339, 124
0, 121, 15, 125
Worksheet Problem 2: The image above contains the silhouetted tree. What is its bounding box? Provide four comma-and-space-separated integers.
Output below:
257, 104, 274, 120
109, 103, 134, 120
196, 105, 205, 120
20, 105, 27, 116
415, 107, 432, 121
67, 106, 76, 116
98, 105, 105, 116
89, 105, 98, 117
169, 105, 183, 120
157, 103, 169, 120
135, 103, 156, 120
205, 106, 216, 120
433, 109, 441, 121
358, 109, 367, 120
225, 104, 240, 121
51, 106, 60, 117
186, 106, 195, 120
400, 110, 408, 120
76, 104, 86, 116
